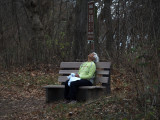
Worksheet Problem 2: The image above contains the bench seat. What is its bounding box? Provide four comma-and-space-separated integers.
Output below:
44, 85, 106, 89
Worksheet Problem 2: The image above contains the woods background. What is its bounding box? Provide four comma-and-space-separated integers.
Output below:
0, 0, 160, 118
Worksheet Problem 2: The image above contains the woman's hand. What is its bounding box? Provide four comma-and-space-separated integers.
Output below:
75, 73, 80, 77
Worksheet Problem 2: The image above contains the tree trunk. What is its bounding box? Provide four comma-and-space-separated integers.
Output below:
73, 0, 88, 61
104, 0, 114, 59
151, 0, 160, 118
24, 0, 44, 64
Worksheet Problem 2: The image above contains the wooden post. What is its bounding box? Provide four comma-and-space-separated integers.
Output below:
87, 1, 95, 52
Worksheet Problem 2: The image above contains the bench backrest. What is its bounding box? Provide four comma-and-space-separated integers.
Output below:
58, 62, 111, 85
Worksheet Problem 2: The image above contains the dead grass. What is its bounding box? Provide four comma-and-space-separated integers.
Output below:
0, 68, 158, 120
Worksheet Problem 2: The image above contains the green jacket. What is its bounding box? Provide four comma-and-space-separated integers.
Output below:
78, 61, 96, 80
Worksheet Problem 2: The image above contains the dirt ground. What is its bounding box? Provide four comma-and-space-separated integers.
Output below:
0, 85, 46, 119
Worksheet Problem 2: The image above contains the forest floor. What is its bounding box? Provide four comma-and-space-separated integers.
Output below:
0, 65, 153, 120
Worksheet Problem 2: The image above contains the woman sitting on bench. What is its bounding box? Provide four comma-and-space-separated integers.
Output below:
64, 52, 99, 104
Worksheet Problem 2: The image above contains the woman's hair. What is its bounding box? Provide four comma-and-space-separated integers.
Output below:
92, 52, 99, 63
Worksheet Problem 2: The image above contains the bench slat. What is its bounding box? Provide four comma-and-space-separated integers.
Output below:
96, 70, 109, 75
96, 62, 111, 69
58, 76, 68, 82
43, 85, 106, 89
96, 77, 109, 83
59, 70, 79, 74
58, 76, 109, 83
60, 62, 111, 69
79, 86, 106, 89
43, 85, 64, 88
59, 70, 109, 75
60, 62, 82, 68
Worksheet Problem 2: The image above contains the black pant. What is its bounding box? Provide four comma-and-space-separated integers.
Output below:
64, 79, 92, 100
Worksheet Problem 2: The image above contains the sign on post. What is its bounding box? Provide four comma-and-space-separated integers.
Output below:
88, 1, 95, 51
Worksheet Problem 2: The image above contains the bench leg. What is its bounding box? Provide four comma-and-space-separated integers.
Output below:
107, 74, 111, 94
45, 88, 65, 103
77, 88, 106, 101
102, 73, 111, 94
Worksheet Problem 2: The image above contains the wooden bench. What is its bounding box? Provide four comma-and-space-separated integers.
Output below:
44, 62, 111, 103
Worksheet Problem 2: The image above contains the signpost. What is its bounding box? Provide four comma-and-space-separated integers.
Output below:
88, 1, 95, 51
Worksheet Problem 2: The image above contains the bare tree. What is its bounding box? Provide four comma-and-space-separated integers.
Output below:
104, 0, 114, 59
73, 0, 88, 61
